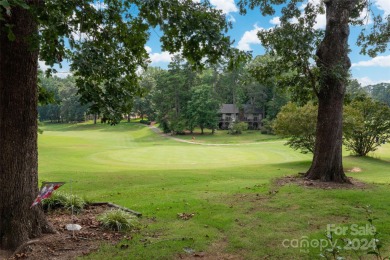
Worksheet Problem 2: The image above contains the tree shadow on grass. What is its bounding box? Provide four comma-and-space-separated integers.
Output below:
345, 154, 390, 165
41, 122, 147, 132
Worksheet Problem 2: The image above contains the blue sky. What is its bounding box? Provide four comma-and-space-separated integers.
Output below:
43, 0, 390, 86
145, 0, 390, 86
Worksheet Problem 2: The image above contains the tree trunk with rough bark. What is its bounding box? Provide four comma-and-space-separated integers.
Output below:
306, 0, 357, 182
0, 6, 54, 250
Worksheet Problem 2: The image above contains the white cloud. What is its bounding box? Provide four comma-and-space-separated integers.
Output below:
352, 55, 390, 67
38, 60, 50, 71
145, 46, 173, 64
314, 13, 326, 29
297, 0, 370, 30
375, 0, 390, 16
210, 0, 238, 14
90, 1, 108, 10
39, 61, 73, 78
237, 24, 263, 51
269, 17, 281, 26
145, 46, 152, 53
357, 77, 390, 87
150, 52, 173, 63
71, 31, 88, 41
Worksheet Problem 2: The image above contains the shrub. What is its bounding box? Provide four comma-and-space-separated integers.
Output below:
139, 119, 151, 125
260, 118, 274, 135
228, 121, 248, 135
273, 102, 317, 154
98, 209, 140, 231
344, 98, 390, 156
42, 192, 85, 213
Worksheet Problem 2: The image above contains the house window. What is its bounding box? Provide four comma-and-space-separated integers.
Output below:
254, 116, 258, 121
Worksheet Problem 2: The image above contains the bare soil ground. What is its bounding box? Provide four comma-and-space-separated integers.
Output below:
275, 173, 371, 190
0, 205, 132, 260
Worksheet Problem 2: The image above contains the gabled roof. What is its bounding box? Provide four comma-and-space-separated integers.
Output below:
219, 104, 262, 114
219, 104, 239, 114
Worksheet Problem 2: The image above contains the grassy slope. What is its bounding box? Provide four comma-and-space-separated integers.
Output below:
38, 122, 390, 259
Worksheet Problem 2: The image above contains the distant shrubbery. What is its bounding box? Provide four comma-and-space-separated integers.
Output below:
274, 99, 390, 156
139, 119, 151, 125
228, 122, 248, 135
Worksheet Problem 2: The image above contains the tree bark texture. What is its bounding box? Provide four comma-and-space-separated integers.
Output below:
306, 0, 358, 182
0, 6, 53, 250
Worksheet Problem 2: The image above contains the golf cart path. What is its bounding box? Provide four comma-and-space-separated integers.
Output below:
148, 125, 284, 146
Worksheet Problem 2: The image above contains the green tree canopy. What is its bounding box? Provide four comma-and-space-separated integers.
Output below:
0, 0, 241, 250
344, 98, 390, 156
239, 0, 389, 182
186, 84, 220, 134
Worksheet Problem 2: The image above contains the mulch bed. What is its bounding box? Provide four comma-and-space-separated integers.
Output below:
1, 205, 135, 260
275, 174, 372, 190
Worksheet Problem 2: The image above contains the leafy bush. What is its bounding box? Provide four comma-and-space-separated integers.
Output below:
139, 119, 151, 125
98, 209, 140, 231
260, 118, 274, 135
344, 98, 390, 156
159, 119, 171, 133
42, 192, 85, 213
228, 121, 248, 135
273, 102, 317, 154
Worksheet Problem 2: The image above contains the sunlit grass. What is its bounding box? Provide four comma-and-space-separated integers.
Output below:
38, 121, 390, 259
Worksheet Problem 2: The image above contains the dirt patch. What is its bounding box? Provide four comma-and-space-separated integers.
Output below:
275, 175, 371, 190
1, 205, 135, 260
346, 167, 362, 173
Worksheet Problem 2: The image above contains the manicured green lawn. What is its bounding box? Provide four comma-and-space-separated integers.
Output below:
169, 127, 281, 144
38, 122, 390, 259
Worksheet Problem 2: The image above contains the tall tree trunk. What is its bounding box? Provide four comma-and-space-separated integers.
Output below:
306, 0, 356, 182
0, 6, 54, 250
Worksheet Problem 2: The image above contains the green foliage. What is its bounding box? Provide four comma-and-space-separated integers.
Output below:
186, 84, 220, 134
273, 102, 317, 154
275, 99, 390, 156
25, 0, 237, 124
152, 57, 195, 133
344, 98, 390, 156
42, 192, 85, 213
228, 121, 248, 135
345, 79, 368, 104
38, 75, 88, 123
139, 120, 151, 125
366, 83, 390, 107
260, 118, 274, 135
98, 209, 140, 232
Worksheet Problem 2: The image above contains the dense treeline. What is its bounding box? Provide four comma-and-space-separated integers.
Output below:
38, 56, 390, 136
39, 55, 289, 133
132, 55, 289, 134
38, 75, 88, 123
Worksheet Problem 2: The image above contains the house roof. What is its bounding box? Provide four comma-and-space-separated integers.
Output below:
219, 104, 262, 114
219, 104, 239, 114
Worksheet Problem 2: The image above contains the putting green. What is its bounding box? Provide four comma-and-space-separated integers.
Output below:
88, 143, 309, 169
